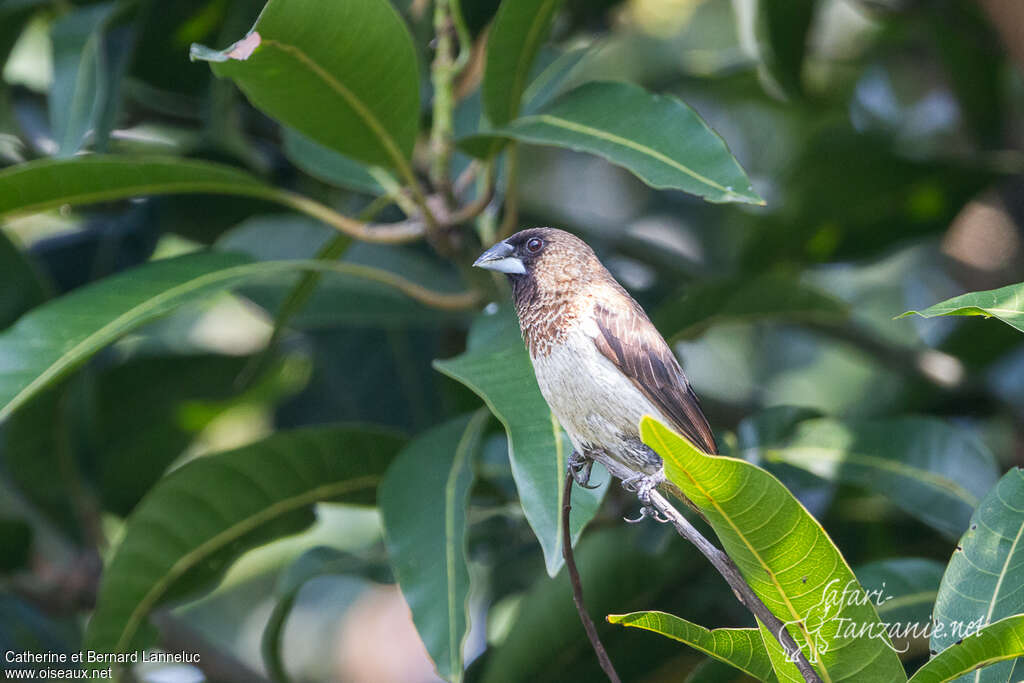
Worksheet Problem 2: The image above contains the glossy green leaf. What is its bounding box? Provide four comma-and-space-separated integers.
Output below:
483, 0, 564, 127
49, 2, 121, 156
0, 156, 277, 219
84, 426, 404, 663
641, 416, 907, 681
931, 468, 1024, 682
192, 0, 420, 170
759, 417, 1000, 539
380, 411, 489, 683
656, 272, 847, 341
261, 545, 393, 683
910, 615, 1024, 683
433, 309, 608, 576
490, 81, 762, 204
282, 128, 386, 195
900, 283, 1024, 334
0, 251, 477, 423
607, 611, 776, 681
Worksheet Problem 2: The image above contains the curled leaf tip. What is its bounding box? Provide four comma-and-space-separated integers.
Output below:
228, 32, 261, 60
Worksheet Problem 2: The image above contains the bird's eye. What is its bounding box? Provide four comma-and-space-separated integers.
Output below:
526, 237, 543, 253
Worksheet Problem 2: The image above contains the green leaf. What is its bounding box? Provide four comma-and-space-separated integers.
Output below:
0, 0, 48, 74
490, 81, 763, 204
0, 156, 277, 219
282, 127, 386, 195
656, 272, 847, 341
758, 417, 1000, 539
757, 0, 817, 98
931, 468, 1024, 682
84, 426, 404, 663
0, 251, 477, 423
641, 416, 907, 681
49, 2, 123, 156
261, 545, 393, 683
192, 0, 420, 170
607, 611, 776, 681
0, 230, 48, 330
910, 615, 1024, 683
380, 411, 489, 683
900, 282, 1024, 334
483, 0, 564, 127
433, 309, 608, 576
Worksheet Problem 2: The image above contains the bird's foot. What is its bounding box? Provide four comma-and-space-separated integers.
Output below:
568, 451, 600, 489
622, 471, 670, 523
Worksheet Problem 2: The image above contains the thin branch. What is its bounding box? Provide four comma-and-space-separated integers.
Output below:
561, 474, 622, 683
151, 611, 271, 683
430, 0, 458, 202
594, 457, 823, 683
275, 191, 426, 244
498, 144, 520, 239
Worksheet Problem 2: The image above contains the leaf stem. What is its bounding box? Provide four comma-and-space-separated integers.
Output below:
274, 190, 425, 244
561, 474, 622, 683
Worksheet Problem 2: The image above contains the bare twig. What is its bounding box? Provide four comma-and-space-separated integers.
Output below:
561, 474, 622, 683
594, 457, 823, 683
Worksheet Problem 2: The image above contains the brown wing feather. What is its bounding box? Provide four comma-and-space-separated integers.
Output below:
591, 298, 718, 454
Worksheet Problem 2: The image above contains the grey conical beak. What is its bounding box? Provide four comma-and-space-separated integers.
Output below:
473, 240, 526, 275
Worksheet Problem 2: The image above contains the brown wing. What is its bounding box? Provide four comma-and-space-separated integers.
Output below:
590, 298, 717, 454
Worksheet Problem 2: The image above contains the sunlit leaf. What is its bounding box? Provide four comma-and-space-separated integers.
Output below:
910, 615, 1024, 683
641, 416, 907, 681
901, 282, 1024, 334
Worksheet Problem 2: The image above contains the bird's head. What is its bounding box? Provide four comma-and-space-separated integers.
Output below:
473, 228, 599, 286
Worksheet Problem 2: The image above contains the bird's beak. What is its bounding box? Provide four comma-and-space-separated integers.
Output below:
473, 240, 526, 275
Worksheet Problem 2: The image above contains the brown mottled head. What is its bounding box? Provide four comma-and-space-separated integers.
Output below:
474, 228, 613, 353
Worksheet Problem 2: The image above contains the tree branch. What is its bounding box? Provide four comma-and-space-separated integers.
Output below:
561, 474, 621, 683
592, 457, 824, 683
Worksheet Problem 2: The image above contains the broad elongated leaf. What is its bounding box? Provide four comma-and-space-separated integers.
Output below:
192, 0, 420, 170
608, 611, 776, 681
0, 251, 477, 423
910, 615, 1024, 683
931, 468, 1024, 682
901, 283, 1024, 334
49, 2, 123, 156
282, 128, 385, 195
758, 417, 999, 539
261, 546, 393, 682
434, 309, 608, 576
380, 411, 488, 683
656, 272, 847, 341
641, 416, 907, 681
0, 156, 277, 219
757, 0, 817, 98
84, 426, 404, 663
487, 81, 762, 204
483, 0, 564, 127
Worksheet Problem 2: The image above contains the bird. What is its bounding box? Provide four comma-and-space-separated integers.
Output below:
473, 227, 717, 521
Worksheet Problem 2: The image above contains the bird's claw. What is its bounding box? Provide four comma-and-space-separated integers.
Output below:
568, 451, 600, 489
621, 471, 670, 523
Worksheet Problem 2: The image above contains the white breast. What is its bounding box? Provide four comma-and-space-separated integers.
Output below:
530, 321, 668, 458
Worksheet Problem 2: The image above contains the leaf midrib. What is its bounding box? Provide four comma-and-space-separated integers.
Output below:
503, 0, 561, 124
260, 38, 410, 173
509, 113, 730, 193
112, 475, 380, 653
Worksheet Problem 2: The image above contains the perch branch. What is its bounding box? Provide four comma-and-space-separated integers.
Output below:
561, 474, 622, 683
593, 457, 824, 683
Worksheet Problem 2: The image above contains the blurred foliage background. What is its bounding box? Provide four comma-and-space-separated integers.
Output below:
1, 0, 1023, 681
